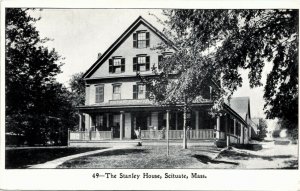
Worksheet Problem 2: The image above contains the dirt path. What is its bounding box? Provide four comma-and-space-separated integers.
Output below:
217, 141, 298, 169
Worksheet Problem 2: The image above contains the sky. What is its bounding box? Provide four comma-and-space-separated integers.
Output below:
28, 9, 277, 129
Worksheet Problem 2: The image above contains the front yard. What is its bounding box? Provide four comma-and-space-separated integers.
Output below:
5, 147, 105, 169
57, 145, 237, 169
58, 141, 298, 169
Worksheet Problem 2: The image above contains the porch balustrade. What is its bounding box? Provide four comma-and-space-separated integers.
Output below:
140, 129, 221, 140
228, 134, 240, 144
69, 130, 112, 141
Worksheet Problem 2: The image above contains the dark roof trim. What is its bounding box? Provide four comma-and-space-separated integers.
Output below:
83, 16, 178, 79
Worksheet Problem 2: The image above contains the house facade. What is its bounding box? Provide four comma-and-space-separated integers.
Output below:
68, 16, 252, 146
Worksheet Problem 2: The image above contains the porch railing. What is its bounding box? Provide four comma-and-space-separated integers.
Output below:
229, 134, 240, 144
140, 129, 218, 140
140, 130, 165, 140
69, 131, 112, 141
188, 129, 215, 139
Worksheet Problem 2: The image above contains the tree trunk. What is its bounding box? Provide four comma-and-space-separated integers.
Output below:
183, 101, 188, 149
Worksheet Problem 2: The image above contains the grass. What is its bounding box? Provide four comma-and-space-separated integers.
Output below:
5, 147, 105, 169
58, 145, 238, 169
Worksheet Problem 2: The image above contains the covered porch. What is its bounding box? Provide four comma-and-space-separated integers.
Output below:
69, 104, 249, 146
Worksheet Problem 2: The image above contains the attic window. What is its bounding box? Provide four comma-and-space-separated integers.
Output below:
133, 31, 150, 48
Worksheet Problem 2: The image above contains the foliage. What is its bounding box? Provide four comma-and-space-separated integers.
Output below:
258, 118, 268, 139
69, 72, 85, 106
277, 119, 298, 140
159, 9, 298, 129
5, 8, 76, 145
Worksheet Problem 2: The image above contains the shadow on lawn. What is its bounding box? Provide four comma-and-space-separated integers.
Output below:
192, 154, 239, 165
60, 149, 147, 168
219, 150, 293, 161
91, 148, 147, 157
5, 147, 105, 169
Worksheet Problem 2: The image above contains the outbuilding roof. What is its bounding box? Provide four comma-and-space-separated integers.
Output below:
226, 97, 251, 121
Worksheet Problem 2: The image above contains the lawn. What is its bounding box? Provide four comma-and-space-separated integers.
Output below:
6, 147, 105, 169
58, 145, 238, 169
57, 141, 298, 169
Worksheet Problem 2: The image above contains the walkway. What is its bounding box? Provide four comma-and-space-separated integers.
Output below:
29, 146, 134, 169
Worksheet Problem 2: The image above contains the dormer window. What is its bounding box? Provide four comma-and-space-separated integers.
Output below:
133, 55, 150, 72
133, 31, 150, 48
109, 57, 125, 74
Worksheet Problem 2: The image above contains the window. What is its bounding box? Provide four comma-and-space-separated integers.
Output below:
201, 86, 212, 100
95, 115, 104, 127
95, 85, 104, 103
109, 57, 125, 73
133, 55, 150, 72
133, 84, 148, 99
133, 31, 150, 48
112, 84, 121, 100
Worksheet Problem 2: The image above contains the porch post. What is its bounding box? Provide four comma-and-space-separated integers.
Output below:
216, 116, 220, 139
233, 118, 236, 136
106, 113, 110, 128
120, 111, 124, 140
195, 110, 199, 131
166, 110, 170, 156
78, 113, 82, 131
225, 114, 230, 147
240, 123, 244, 144
175, 112, 178, 130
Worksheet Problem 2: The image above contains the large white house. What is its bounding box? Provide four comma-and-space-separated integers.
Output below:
68, 16, 253, 146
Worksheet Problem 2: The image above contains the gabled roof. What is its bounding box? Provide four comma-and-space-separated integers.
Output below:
226, 97, 251, 121
83, 16, 177, 79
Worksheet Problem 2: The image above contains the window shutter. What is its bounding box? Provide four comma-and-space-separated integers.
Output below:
133, 57, 137, 71
133, 33, 137, 48
121, 58, 125, 72
133, 85, 137, 99
109, 59, 113, 73
146, 56, 150, 71
158, 55, 163, 69
146, 32, 150, 47
158, 55, 163, 62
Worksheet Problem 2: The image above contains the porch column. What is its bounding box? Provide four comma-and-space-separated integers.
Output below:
195, 110, 199, 131
225, 115, 230, 147
216, 116, 220, 139
166, 110, 170, 155
120, 111, 124, 140
106, 113, 110, 128
175, 112, 178, 130
249, 125, 251, 139
233, 118, 236, 136
240, 123, 244, 144
78, 113, 82, 131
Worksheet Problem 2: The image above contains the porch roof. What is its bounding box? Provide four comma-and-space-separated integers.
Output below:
78, 99, 213, 113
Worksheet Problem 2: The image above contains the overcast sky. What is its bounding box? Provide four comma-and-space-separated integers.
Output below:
28, 9, 276, 128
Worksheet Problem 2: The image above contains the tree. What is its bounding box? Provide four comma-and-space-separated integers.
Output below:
5, 8, 65, 145
258, 118, 268, 139
139, 36, 222, 149
69, 72, 85, 106
160, 9, 298, 130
